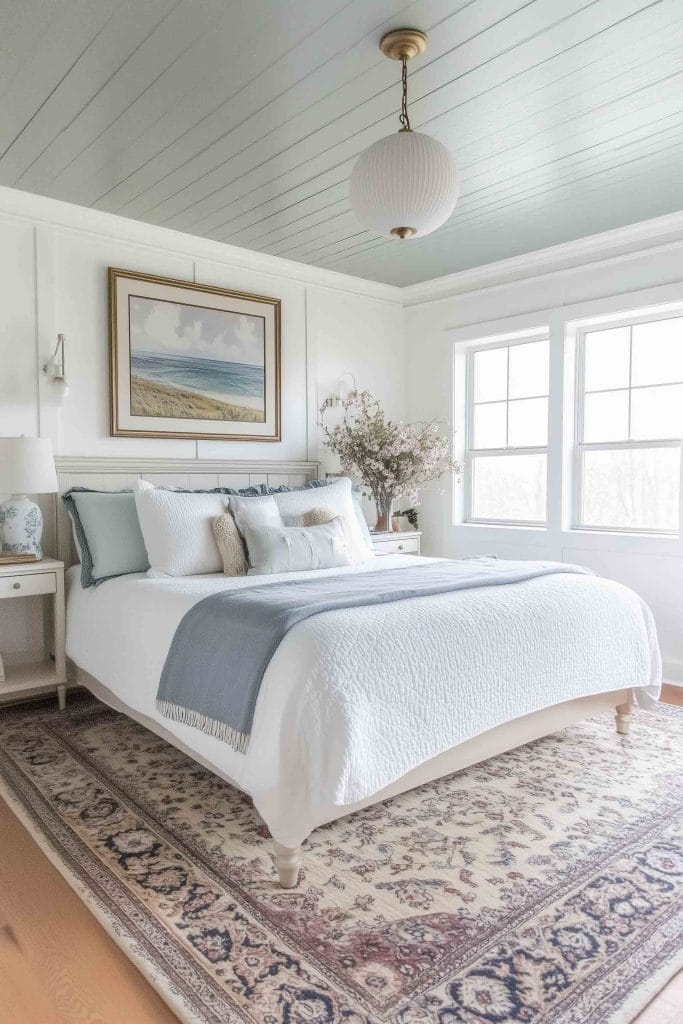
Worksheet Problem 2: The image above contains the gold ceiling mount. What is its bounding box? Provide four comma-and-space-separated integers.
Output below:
379, 29, 427, 62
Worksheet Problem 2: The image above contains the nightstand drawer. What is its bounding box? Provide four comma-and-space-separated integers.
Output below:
373, 537, 420, 555
0, 572, 57, 599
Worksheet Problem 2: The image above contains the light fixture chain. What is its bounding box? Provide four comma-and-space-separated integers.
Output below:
398, 57, 411, 131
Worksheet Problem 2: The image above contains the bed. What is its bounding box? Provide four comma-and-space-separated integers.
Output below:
59, 458, 662, 887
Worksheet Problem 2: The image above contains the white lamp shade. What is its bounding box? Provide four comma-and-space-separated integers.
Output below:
350, 131, 459, 237
0, 437, 58, 494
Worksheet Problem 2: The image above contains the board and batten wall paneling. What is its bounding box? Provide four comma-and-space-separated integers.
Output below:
308, 285, 406, 464
0, 219, 38, 437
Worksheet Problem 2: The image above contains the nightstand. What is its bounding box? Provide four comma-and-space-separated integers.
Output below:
370, 530, 421, 556
0, 558, 66, 709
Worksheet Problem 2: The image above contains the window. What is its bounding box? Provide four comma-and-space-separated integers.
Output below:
466, 336, 549, 524
576, 314, 682, 533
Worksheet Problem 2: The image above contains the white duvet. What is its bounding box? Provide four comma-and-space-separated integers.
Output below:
66, 556, 661, 846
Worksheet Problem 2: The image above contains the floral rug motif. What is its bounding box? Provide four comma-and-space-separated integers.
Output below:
0, 696, 681, 1024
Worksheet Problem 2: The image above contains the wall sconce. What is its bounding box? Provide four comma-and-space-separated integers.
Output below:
42, 333, 69, 401
321, 372, 357, 412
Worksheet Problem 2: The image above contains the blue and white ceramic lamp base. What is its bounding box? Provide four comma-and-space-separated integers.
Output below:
0, 495, 44, 558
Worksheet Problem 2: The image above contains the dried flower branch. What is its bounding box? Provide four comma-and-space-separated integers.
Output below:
319, 389, 460, 510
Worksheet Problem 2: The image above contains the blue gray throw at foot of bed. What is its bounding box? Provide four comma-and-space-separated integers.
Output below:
156, 558, 591, 753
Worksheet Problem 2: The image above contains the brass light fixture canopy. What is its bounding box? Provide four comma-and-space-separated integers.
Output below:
379, 29, 427, 62
390, 227, 417, 239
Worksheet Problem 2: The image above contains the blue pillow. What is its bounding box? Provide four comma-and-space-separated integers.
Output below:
63, 489, 150, 588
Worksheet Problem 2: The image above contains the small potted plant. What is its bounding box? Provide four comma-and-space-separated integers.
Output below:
320, 390, 460, 532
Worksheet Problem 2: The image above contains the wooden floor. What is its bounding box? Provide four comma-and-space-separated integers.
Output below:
1, 685, 681, 1024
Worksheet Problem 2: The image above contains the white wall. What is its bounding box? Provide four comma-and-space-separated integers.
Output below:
404, 216, 683, 682
0, 186, 404, 652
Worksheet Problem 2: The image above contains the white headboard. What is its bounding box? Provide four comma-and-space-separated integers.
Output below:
49, 456, 320, 568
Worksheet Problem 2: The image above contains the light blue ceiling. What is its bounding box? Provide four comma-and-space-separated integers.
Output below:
1, 0, 681, 285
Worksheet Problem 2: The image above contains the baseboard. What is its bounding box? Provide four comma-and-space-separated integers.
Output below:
663, 661, 683, 686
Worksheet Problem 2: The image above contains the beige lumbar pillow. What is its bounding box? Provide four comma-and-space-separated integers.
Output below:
298, 505, 338, 527
212, 512, 248, 576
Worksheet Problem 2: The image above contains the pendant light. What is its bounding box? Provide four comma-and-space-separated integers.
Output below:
350, 29, 459, 239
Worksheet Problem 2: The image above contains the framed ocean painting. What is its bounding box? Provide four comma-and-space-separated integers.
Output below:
109, 268, 281, 441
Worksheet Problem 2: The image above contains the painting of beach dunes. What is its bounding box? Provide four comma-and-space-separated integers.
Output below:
109, 268, 281, 441
129, 298, 266, 423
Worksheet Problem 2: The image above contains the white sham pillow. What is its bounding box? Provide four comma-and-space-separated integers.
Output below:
273, 478, 373, 564
242, 517, 351, 575
228, 494, 281, 536
134, 479, 225, 576
351, 490, 374, 550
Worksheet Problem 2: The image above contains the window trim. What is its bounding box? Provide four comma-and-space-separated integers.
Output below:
573, 311, 683, 537
465, 334, 550, 528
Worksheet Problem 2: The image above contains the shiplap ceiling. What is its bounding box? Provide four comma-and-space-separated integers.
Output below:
1, 0, 682, 286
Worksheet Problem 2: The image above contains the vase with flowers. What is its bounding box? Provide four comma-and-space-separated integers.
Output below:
320, 389, 460, 532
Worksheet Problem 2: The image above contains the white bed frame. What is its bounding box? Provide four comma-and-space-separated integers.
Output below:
49, 457, 635, 888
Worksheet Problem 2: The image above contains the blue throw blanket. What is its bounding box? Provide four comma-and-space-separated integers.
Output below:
156, 558, 590, 752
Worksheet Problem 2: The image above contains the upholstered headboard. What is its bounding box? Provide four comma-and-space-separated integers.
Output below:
48, 457, 320, 568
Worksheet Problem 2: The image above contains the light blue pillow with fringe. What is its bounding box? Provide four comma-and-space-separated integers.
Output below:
62, 489, 149, 588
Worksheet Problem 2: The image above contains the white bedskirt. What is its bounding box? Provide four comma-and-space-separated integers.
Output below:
66, 556, 661, 846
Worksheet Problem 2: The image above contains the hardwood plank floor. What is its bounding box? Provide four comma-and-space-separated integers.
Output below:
1, 684, 681, 1024
0, 799, 178, 1024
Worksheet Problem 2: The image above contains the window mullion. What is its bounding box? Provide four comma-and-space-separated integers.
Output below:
505, 346, 510, 448
627, 325, 633, 439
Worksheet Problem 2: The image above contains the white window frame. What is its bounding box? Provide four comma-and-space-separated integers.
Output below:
465, 333, 550, 527
574, 308, 683, 537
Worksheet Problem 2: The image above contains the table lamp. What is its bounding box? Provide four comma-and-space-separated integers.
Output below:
0, 437, 58, 560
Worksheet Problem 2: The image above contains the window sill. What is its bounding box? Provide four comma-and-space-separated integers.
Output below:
568, 526, 679, 541
462, 520, 547, 531
448, 521, 683, 557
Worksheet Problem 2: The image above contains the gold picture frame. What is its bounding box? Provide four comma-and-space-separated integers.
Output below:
109, 267, 281, 441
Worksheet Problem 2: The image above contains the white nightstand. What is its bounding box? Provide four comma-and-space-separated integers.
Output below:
0, 558, 66, 709
370, 530, 421, 556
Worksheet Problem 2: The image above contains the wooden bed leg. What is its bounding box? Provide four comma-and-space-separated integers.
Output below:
273, 841, 302, 888
615, 699, 633, 736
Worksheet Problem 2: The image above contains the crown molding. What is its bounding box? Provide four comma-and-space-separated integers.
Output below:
55, 456, 320, 475
2, 185, 681, 310
401, 210, 683, 307
0, 186, 402, 305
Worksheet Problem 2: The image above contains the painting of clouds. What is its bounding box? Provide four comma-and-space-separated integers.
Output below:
129, 296, 266, 423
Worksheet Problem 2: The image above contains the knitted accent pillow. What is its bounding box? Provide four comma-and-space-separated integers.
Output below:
299, 505, 338, 527
212, 512, 249, 576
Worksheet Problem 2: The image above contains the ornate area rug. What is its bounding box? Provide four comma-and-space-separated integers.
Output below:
0, 696, 680, 1024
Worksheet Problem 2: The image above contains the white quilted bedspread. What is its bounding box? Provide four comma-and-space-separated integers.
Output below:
66, 556, 661, 846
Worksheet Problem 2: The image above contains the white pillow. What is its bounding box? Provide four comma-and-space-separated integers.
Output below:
242, 517, 351, 575
228, 494, 281, 536
351, 490, 373, 549
273, 479, 373, 564
134, 480, 225, 576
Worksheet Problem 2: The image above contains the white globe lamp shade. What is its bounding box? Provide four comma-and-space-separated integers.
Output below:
350, 130, 459, 238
